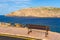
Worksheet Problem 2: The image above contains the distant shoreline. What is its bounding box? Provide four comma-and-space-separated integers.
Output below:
1, 15, 60, 18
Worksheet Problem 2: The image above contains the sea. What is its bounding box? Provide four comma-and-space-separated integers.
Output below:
0, 15, 60, 33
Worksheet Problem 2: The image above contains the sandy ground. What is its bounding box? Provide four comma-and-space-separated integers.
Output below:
0, 27, 60, 40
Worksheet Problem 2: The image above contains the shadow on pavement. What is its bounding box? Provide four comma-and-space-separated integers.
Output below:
0, 36, 26, 40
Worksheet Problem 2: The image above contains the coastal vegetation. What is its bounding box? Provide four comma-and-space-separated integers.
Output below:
15, 23, 23, 27
0, 22, 23, 28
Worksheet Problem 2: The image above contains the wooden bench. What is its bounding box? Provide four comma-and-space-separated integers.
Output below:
25, 24, 50, 37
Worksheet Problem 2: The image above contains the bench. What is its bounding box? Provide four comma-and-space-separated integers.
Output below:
25, 24, 50, 37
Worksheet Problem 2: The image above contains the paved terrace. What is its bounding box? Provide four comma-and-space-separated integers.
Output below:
0, 27, 60, 40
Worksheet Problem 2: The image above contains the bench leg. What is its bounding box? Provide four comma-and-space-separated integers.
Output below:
45, 31, 48, 37
28, 29, 32, 34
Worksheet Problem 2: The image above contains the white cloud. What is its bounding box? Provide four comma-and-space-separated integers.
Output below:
10, 0, 30, 1
0, 3, 9, 8
0, 0, 31, 6
0, 0, 31, 2
0, 0, 32, 15
11, 0, 31, 5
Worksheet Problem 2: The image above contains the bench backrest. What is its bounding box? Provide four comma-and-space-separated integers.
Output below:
25, 24, 49, 31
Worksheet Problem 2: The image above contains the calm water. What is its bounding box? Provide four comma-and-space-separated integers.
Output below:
0, 15, 60, 33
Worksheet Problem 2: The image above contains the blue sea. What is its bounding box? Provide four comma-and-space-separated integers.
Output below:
0, 15, 60, 33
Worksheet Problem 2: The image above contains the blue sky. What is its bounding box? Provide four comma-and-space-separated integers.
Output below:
0, 0, 60, 15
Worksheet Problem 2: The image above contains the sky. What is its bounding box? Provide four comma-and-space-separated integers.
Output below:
0, 0, 60, 15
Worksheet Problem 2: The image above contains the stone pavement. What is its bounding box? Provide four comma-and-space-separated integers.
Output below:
0, 27, 60, 40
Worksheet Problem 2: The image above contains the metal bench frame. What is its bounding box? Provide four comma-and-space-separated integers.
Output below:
25, 24, 50, 37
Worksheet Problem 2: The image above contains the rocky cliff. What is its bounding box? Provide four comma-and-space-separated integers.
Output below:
6, 7, 60, 17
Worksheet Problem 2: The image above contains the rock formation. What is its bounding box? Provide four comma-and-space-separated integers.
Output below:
6, 7, 60, 17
